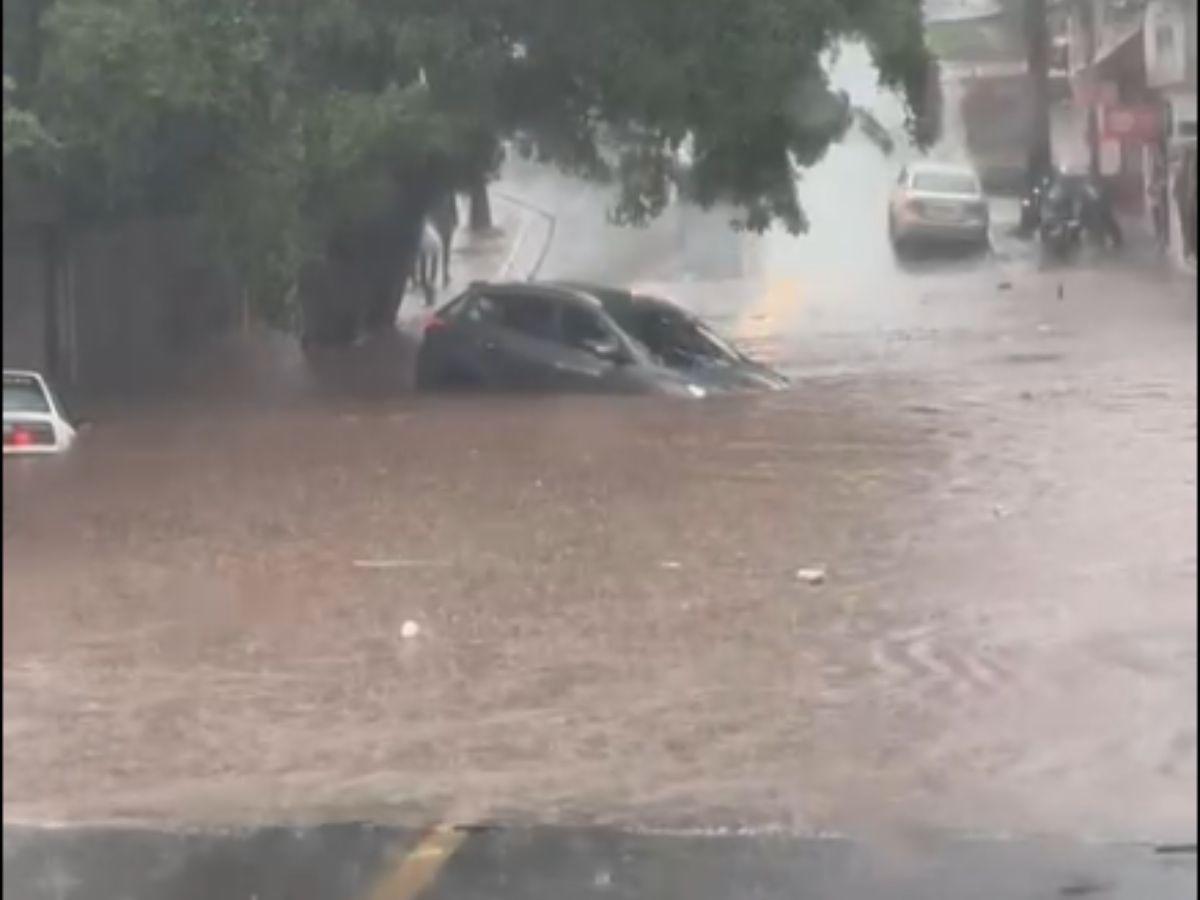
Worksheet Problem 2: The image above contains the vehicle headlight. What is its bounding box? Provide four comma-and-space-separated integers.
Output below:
686, 384, 707, 399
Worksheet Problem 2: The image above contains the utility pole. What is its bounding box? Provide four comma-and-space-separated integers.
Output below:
1024, 0, 1053, 186
1078, 0, 1100, 175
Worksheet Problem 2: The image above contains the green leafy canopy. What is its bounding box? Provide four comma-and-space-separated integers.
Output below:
5, 0, 937, 313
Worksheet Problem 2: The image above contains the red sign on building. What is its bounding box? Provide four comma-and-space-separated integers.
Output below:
1102, 105, 1162, 142
1071, 75, 1118, 107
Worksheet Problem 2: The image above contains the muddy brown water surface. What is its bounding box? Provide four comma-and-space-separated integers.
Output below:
4, 85, 1199, 840
5, 261, 1196, 845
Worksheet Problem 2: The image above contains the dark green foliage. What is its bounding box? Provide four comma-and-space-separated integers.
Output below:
3, 0, 936, 323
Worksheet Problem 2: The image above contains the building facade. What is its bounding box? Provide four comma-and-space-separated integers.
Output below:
1064, 0, 1196, 268
1144, 0, 1196, 266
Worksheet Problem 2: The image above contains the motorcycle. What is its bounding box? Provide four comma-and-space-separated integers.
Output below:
1039, 201, 1083, 260
1024, 171, 1123, 255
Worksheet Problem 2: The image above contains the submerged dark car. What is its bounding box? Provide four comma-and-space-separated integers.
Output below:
415, 281, 788, 397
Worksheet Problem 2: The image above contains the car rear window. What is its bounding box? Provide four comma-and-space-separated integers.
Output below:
457, 293, 503, 324
3, 375, 51, 414
911, 172, 979, 195
498, 295, 558, 340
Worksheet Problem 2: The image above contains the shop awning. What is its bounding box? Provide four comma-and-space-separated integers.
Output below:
1090, 18, 1145, 74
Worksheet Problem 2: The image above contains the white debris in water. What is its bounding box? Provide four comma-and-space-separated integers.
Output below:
660, 560, 683, 570
352, 559, 449, 569
795, 566, 827, 585
400, 620, 421, 639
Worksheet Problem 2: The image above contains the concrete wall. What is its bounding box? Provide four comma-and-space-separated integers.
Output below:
2, 225, 50, 374
68, 217, 239, 394
2, 216, 239, 397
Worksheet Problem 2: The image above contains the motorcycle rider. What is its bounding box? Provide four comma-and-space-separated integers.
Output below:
1019, 166, 1055, 236
1042, 165, 1123, 250
1042, 169, 1078, 221
1083, 170, 1123, 249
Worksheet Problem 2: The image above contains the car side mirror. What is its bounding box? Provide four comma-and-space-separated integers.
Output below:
582, 337, 628, 363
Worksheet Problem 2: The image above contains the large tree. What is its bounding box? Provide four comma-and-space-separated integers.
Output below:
5, 0, 938, 341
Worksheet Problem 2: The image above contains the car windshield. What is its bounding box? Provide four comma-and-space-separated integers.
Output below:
3, 376, 51, 414
912, 171, 979, 194
600, 295, 742, 367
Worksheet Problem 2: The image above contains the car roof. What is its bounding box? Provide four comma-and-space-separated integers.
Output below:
547, 282, 693, 319
473, 280, 605, 307
468, 280, 689, 321
476, 280, 672, 310
543, 280, 638, 306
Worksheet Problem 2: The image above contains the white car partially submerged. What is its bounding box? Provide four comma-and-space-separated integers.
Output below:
887, 161, 990, 254
3, 369, 78, 456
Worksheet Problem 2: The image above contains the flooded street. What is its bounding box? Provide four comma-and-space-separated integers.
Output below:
4, 51, 1196, 853
5, 244, 1195, 845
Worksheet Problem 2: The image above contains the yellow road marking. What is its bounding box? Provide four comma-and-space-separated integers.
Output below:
367, 825, 467, 900
735, 278, 802, 339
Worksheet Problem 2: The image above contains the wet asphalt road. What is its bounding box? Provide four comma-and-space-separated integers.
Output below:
4, 824, 1196, 900
3, 44, 1196, 898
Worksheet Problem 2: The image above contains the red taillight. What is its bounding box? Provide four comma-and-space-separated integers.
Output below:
4, 422, 55, 447
424, 315, 448, 335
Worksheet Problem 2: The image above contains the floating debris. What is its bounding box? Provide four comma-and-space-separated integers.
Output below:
795, 566, 827, 586
353, 559, 449, 569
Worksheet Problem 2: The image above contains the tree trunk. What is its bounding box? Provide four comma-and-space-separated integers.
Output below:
468, 179, 492, 231
299, 262, 354, 347
298, 180, 434, 347
1079, 1, 1100, 176
1024, 0, 1052, 188
912, 57, 942, 151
